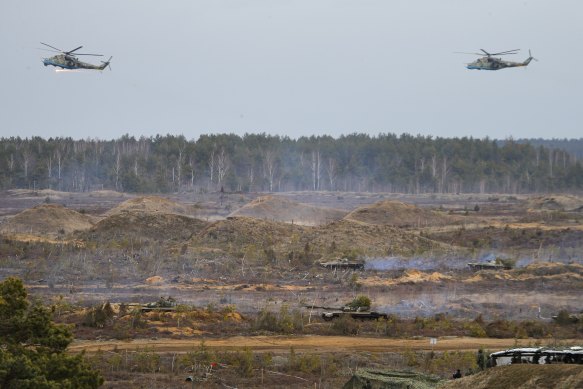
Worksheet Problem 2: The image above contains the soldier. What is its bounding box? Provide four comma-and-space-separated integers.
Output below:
452, 369, 462, 379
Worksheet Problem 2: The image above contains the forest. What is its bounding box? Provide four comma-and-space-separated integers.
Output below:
0, 133, 582, 194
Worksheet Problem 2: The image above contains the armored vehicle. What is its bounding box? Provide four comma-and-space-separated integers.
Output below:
141, 296, 177, 312
319, 258, 365, 270
467, 259, 513, 271
307, 305, 387, 321
321, 309, 388, 321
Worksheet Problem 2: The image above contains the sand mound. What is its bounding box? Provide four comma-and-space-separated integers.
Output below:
145, 276, 164, 284
438, 364, 583, 389
517, 262, 583, 277
465, 262, 583, 284
344, 200, 453, 227
399, 269, 453, 283
0, 204, 94, 236
360, 271, 452, 287
88, 190, 126, 198
229, 195, 346, 226
105, 196, 191, 216
86, 211, 208, 242
195, 216, 307, 249
6, 189, 70, 200
309, 219, 445, 257
194, 216, 447, 262
527, 195, 583, 212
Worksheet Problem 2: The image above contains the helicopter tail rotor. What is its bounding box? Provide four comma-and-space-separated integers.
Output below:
523, 50, 537, 67
528, 50, 538, 62
100, 56, 113, 71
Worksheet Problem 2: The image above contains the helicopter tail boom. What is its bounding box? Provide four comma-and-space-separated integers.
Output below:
99, 56, 112, 71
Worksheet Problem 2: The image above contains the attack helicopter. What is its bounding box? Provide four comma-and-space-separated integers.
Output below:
40, 42, 112, 71
457, 49, 536, 71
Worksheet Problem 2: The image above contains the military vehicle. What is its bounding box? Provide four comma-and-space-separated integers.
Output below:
467, 258, 513, 271
306, 305, 387, 321
456, 49, 536, 71
490, 346, 583, 365
552, 310, 582, 324
319, 258, 365, 270
40, 42, 112, 71
140, 296, 177, 312
321, 308, 388, 321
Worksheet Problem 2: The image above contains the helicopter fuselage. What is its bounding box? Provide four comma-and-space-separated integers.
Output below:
467, 56, 532, 70
43, 54, 108, 70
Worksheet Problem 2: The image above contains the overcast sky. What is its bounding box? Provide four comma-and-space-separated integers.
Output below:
0, 1, 581, 140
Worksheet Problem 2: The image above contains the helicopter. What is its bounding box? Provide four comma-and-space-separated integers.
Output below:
40, 42, 112, 71
457, 49, 536, 71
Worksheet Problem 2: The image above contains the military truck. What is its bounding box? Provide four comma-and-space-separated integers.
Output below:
140, 296, 177, 312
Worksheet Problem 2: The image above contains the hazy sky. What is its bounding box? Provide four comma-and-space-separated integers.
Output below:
0, 1, 581, 140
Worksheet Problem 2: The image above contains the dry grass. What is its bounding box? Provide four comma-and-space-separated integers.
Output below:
527, 194, 583, 212
438, 364, 583, 389
344, 200, 456, 228
228, 195, 346, 226
0, 203, 94, 237
104, 195, 192, 216
85, 211, 208, 242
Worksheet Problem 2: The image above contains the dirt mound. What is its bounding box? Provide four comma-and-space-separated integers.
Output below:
399, 269, 453, 283
6, 189, 70, 200
344, 200, 453, 228
361, 270, 452, 287
516, 262, 583, 277
527, 195, 583, 212
194, 216, 307, 252
87, 190, 126, 198
0, 204, 94, 236
105, 196, 191, 216
465, 262, 583, 284
438, 364, 583, 389
229, 195, 346, 226
145, 276, 164, 284
85, 211, 208, 242
309, 219, 445, 257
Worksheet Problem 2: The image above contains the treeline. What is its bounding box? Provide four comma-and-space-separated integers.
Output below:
1, 133, 582, 194
510, 138, 583, 160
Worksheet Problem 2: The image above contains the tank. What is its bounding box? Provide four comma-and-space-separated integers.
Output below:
141, 296, 177, 312
467, 259, 513, 271
319, 258, 365, 270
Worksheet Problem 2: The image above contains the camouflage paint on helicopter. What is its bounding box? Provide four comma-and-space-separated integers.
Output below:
458, 49, 536, 71
40, 42, 112, 71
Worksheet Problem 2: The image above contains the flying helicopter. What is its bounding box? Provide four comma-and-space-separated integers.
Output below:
40, 42, 112, 71
457, 49, 536, 70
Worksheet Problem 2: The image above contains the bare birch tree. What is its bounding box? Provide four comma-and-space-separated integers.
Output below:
326, 157, 337, 191
217, 147, 230, 186
263, 149, 278, 192
311, 149, 321, 191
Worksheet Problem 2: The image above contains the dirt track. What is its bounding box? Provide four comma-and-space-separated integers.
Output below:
69, 336, 536, 354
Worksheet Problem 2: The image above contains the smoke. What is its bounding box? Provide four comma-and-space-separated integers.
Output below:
365, 252, 583, 272
365, 256, 467, 271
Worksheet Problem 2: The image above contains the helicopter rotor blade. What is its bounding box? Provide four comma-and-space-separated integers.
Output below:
453, 52, 483, 56
480, 49, 491, 56
37, 47, 62, 53
491, 49, 520, 56
74, 53, 104, 57
40, 42, 64, 52
65, 46, 83, 55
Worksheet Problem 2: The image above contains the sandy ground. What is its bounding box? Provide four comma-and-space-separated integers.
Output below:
69, 335, 544, 354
